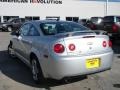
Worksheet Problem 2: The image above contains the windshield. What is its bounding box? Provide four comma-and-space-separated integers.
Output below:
40, 22, 89, 35
7, 18, 14, 22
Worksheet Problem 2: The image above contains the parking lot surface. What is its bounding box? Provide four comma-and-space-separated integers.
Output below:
0, 32, 120, 90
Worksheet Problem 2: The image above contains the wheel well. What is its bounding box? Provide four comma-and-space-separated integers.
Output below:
8, 25, 13, 28
30, 52, 38, 64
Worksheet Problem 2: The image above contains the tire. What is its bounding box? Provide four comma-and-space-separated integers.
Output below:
7, 26, 12, 32
8, 42, 15, 58
31, 57, 44, 84
0, 28, 2, 32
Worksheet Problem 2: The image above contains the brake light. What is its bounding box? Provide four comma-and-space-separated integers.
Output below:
69, 44, 75, 51
112, 24, 118, 32
54, 44, 64, 53
90, 24, 96, 30
109, 40, 112, 47
103, 41, 107, 47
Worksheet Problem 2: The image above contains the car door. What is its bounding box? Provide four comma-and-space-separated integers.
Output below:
14, 23, 30, 63
20, 24, 40, 62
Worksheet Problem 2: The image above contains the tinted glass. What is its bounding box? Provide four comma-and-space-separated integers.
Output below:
21, 18, 25, 22
28, 25, 40, 36
91, 17, 98, 23
103, 16, 114, 22
40, 22, 89, 35
91, 17, 103, 23
8, 18, 14, 22
19, 24, 30, 36
14, 19, 20, 23
116, 17, 120, 22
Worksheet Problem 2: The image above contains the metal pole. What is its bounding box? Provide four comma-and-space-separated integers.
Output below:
106, 0, 108, 16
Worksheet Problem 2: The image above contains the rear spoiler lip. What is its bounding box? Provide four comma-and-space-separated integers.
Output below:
54, 30, 96, 38
82, 36, 95, 38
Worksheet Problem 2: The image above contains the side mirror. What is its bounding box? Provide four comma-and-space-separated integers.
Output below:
10, 31, 20, 36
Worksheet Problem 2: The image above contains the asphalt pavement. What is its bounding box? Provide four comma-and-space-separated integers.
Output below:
0, 32, 120, 90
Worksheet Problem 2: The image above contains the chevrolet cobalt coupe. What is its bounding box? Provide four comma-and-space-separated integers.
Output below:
8, 20, 113, 83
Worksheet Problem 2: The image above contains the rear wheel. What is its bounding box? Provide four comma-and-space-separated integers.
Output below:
31, 57, 44, 84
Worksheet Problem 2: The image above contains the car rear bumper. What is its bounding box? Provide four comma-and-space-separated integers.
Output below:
45, 51, 113, 80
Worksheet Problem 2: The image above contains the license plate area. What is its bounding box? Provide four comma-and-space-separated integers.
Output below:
86, 58, 100, 69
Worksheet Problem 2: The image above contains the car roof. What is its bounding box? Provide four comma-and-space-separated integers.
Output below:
104, 15, 120, 17
25, 20, 76, 24
91, 16, 103, 18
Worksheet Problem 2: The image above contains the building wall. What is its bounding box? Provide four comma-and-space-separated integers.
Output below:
0, 0, 120, 22
108, 2, 120, 15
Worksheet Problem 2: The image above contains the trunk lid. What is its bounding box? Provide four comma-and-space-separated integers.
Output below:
63, 34, 110, 56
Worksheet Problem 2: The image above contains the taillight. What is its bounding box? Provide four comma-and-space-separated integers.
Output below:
109, 40, 112, 47
112, 24, 118, 32
103, 41, 107, 47
54, 44, 64, 53
69, 44, 75, 51
90, 24, 96, 30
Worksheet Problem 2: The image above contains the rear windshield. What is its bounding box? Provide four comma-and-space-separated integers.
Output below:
40, 22, 89, 35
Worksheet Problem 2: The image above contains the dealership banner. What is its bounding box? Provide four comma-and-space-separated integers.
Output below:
0, 0, 120, 4
79, 0, 120, 2
0, 0, 63, 4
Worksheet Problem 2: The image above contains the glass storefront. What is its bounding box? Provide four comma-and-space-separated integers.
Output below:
66, 17, 79, 22
3, 16, 19, 22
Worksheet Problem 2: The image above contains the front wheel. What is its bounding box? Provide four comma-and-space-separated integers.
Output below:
7, 26, 12, 32
8, 43, 15, 58
31, 58, 44, 84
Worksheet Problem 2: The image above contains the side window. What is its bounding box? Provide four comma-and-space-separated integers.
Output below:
19, 24, 30, 36
28, 25, 40, 36
116, 17, 120, 22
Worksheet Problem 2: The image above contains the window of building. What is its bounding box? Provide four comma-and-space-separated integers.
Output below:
66, 17, 79, 22
46, 16, 60, 20
66, 17, 72, 21
73, 17, 79, 22
25, 16, 40, 21
0, 17, 1, 23
3, 16, 19, 22
25, 16, 32, 21
33, 17, 40, 20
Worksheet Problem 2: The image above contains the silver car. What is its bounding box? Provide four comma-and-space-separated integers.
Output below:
8, 20, 113, 83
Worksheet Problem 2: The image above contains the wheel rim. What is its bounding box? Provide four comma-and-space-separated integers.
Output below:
8, 27, 12, 31
32, 60, 39, 81
8, 45, 14, 56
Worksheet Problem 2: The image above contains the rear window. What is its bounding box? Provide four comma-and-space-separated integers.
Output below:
91, 17, 98, 23
91, 17, 103, 23
40, 22, 89, 35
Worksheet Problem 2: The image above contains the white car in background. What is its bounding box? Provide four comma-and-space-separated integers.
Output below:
8, 20, 114, 83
